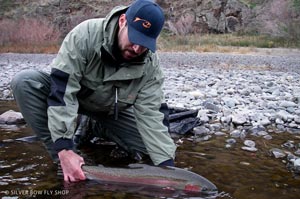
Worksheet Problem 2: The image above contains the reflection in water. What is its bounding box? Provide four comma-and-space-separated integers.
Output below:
1, 100, 300, 199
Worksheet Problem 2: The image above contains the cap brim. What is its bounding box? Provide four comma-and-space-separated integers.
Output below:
127, 24, 156, 52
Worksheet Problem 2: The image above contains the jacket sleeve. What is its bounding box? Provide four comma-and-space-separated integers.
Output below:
47, 21, 90, 152
133, 58, 177, 165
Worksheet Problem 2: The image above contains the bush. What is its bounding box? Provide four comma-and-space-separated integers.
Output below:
0, 18, 61, 47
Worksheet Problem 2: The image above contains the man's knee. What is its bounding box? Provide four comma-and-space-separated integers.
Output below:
11, 70, 50, 99
11, 70, 41, 91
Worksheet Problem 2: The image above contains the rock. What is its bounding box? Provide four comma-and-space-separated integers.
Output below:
226, 138, 236, 144
244, 140, 255, 148
232, 114, 247, 125
293, 158, 300, 169
189, 90, 204, 99
239, 161, 250, 166
263, 135, 273, 140
257, 131, 268, 136
0, 110, 25, 124
225, 138, 236, 148
197, 110, 210, 123
294, 116, 300, 124
214, 131, 226, 136
281, 141, 295, 149
250, 125, 266, 135
276, 110, 293, 122
294, 149, 300, 156
202, 101, 220, 113
270, 148, 286, 159
195, 135, 212, 142
220, 115, 232, 124
241, 146, 258, 152
279, 101, 297, 108
230, 130, 242, 138
193, 126, 210, 136
222, 97, 237, 108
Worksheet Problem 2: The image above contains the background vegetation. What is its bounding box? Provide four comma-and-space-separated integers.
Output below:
0, 0, 299, 53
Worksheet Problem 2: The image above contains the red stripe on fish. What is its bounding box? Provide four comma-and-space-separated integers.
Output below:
85, 170, 183, 187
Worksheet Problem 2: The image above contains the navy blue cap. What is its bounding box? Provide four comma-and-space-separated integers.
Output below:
125, 0, 165, 52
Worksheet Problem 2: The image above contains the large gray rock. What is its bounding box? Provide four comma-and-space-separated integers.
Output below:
165, 0, 250, 34
245, 0, 300, 37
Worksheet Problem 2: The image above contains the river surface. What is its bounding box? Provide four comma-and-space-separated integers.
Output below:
1, 100, 300, 199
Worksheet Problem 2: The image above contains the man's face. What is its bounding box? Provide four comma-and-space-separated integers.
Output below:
118, 14, 148, 60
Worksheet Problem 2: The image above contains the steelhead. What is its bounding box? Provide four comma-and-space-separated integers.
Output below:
82, 163, 218, 195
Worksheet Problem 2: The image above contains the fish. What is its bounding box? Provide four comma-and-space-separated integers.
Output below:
82, 163, 218, 196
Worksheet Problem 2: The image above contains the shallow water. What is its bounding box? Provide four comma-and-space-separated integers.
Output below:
1, 100, 300, 199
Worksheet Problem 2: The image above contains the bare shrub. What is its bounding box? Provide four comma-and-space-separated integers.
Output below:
0, 19, 16, 46
0, 18, 61, 46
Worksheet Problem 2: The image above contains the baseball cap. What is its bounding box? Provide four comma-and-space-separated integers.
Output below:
125, 0, 165, 52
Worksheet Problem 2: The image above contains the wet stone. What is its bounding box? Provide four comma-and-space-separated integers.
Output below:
244, 140, 256, 148
195, 135, 212, 142
293, 158, 300, 173
0, 110, 25, 124
239, 161, 250, 166
214, 131, 226, 136
282, 141, 295, 149
263, 134, 273, 140
270, 148, 286, 159
294, 149, 300, 156
193, 126, 210, 135
241, 146, 258, 152
230, 130, 242, 138
226, 138, 236, 144
2, 139, 14, 143
203, 101, 220, 113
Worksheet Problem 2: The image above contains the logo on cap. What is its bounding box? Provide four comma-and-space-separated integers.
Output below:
133, 17, 151, 29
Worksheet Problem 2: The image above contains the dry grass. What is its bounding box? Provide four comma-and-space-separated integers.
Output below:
157, 33, 300, 54
0, 18, 61, 54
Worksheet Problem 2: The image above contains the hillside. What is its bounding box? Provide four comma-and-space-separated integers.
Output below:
0, 0, 299, 47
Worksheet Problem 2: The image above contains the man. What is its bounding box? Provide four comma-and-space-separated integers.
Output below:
10, 0, 176, 182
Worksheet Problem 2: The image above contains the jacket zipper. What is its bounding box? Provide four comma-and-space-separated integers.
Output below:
114, 87, 118, 120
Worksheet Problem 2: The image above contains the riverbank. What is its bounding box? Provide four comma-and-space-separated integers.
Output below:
1, 50, 300, 99
1, 50, 300, 198
1, 51, 300, 129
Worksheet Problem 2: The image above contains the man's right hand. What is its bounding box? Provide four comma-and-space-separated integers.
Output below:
58, 149, 86, 182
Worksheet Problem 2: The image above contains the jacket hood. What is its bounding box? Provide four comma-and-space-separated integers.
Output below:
102, 5, 128, 56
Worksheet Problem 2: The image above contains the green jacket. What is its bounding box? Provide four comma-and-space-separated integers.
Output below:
48, 5, 176, 165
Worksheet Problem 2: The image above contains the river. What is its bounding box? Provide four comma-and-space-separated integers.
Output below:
1, 100, 300, 199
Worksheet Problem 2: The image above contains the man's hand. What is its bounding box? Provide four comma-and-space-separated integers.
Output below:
58, 149, 86, 182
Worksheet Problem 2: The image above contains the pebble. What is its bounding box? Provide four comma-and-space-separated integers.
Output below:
293, 158, 300, 167
226, 138, 236, 144
244, 140, 256, 147
270, 148, 286, 159
240, 161, 251, 166
241, 146, 258, 152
